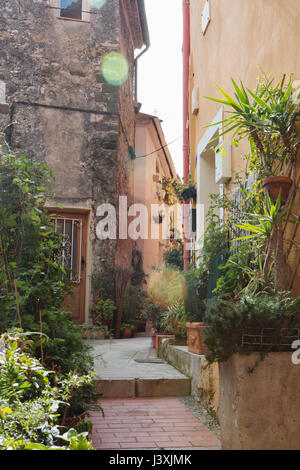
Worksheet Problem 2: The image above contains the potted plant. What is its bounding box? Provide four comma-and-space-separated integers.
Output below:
202, 75, 300, 450
161, 302, 187, 338
206, 75, 300, 291
120, 323, 135, 338
261, 176, 292, 204
182, 265, 210, 355
160, 175, 197, 204
181, 185, 197, 202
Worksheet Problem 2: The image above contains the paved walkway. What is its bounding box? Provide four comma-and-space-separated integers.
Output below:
87, 337, 188, 379
89, 397, 220, 450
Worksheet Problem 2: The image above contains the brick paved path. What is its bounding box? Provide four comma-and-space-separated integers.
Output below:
89, 397, 220, 450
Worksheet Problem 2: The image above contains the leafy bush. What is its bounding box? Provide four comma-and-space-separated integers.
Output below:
161, 302, 187, 336
0, 332, 95, 450
122, 285, 148, 327
204, 293, 300, 363
184, 268, 206, 322
92, 299, 116, 326
144, 300, 165, 332
0, 153, 93, 374
164, 240, 184, 271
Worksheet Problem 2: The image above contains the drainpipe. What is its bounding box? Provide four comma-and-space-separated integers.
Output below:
134, 0, 150, 101
183, 0, 190, 270
134, 42, 150, 102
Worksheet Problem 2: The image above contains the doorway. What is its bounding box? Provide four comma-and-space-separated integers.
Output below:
50, 210, 88, 324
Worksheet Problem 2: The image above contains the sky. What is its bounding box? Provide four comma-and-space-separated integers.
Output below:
137, 0, 183, 177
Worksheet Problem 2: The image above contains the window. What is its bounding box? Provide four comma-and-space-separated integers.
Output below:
201, 0, 210, 35
60, 0, 82, 20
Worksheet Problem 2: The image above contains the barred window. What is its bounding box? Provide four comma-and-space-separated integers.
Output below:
60, 0, 82, 20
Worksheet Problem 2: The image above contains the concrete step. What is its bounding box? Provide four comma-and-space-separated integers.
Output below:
93, 377, 191, 398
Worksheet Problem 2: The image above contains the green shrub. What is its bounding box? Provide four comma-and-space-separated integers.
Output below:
0, 153, 93, 374
0, 332, 95, 450
204, 293, 300, 363
164, 240, 184, 271
161, 302, 187, 336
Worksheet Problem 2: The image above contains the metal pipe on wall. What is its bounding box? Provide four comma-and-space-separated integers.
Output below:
183, 0, 190, 270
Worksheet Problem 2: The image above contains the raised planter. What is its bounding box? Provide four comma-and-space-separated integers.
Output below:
262, 176, 292, 204
80, 326, 106, 340
219, 352, 300, 450
186, 322, 209, 355
155, 333, 174, 355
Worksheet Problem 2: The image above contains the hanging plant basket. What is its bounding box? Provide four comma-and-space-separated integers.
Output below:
181, 186, 197, 202
262, 176, 293, 204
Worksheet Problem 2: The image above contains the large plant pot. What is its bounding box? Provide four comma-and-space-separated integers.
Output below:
219, 352, 300, 450
186, 322, 208, 355
121, 327, 133, 339
262, 176, 292, 204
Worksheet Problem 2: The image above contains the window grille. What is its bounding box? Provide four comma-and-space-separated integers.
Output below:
231, 173, 257, 248
52, 217, 83, 283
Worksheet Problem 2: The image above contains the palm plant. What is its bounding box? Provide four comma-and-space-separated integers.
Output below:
233, 191, 298, 288
206, 75, 300, 291
206, 75, 300, 183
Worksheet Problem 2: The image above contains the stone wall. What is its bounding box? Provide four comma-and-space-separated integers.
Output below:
0, 0, 138, 320
219, 352, 300, 450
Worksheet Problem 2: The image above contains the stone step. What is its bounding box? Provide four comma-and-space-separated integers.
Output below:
93, 377, 191, 398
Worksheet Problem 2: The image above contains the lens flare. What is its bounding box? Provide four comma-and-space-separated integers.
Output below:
90, 0, 107, 8
101, 52, 129, 87
147, 267, 187, 309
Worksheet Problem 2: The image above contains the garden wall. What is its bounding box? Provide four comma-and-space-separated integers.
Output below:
219, 352, 300, 450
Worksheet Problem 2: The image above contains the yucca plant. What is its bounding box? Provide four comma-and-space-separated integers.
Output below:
206, 75, 300, 291
206, 75, 300, 183
233, 190, 299, 288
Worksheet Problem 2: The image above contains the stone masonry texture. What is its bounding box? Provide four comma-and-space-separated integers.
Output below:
0, 0, 138, 313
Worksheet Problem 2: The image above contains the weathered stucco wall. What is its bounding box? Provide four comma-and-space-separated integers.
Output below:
0, 0, 138, 320
219, 352, 300, 450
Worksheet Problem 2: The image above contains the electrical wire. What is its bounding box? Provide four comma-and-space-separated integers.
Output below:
135, 136, 182, 159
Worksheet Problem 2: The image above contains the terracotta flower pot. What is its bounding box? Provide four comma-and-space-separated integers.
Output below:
262, 176, 292, 204
121, 327, 133, 339
186, 322, 209, 355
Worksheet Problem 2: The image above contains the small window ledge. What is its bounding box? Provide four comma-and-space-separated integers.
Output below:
57, 16, 90, 24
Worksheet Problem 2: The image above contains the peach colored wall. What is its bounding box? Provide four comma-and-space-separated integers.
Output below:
134, 114, 178, 282
190, 0, 300, 189
189, 0, 300, 291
